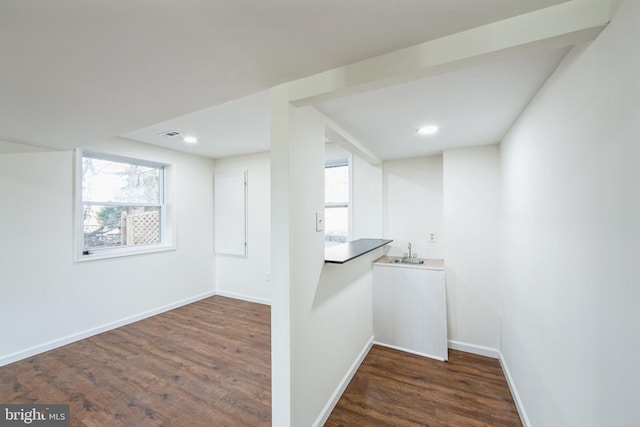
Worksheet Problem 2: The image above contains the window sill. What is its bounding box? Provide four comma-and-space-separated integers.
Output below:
75, 244, 176, 262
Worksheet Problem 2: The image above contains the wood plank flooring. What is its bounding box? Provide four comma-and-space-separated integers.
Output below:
2, 296, 521, 426
0, 296, 271, 427
325, 345, 522, 427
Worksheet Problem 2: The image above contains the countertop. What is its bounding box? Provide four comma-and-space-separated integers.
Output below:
373, 255, 445, 271
325, 238, 393, 264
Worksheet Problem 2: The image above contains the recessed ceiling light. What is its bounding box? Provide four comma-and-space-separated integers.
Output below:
183, 136, 198, 144
417, 125, 439, 136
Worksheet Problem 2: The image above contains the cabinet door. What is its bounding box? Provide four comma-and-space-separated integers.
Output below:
373, 266, 447, 360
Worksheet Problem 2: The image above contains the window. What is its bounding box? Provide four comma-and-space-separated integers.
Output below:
325, 158, 351, 246
75, 150, 173, 260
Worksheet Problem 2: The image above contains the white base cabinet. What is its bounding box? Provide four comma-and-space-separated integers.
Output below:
373, 263, 447, 361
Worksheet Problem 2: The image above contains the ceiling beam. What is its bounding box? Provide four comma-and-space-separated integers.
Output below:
319, 110, 382, 166
287, 0, 610, 106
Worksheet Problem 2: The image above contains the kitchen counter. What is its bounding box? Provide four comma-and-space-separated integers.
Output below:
325, 238, 393, 264
373, 255, 444, 271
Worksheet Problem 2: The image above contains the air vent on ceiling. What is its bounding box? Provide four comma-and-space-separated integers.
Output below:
158, 130, 182, 138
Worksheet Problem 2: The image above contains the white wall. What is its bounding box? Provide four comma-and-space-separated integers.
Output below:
270, 86, 293, 427
0, 137, 216, 364
352, 153, 383, 239
212, 143, 381, 307
271, 96, 382, 426
291, 107, 379, 427
500, 1, 640, 425
214, 152, 271, 304
384, 155, 443, 259
443, 145, 501, 351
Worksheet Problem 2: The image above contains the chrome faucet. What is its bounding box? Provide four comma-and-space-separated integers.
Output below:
407, 242, 412, 258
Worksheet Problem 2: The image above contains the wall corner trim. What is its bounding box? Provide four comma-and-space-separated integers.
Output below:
447, 340, 500, 359
0, 290, 217, 368
313, 335, 374, 427
214, 289, 271, 306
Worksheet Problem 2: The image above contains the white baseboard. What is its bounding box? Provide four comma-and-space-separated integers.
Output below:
498, 350, 531, 427
313, 336, 374, 427
374, 341, 447, 362
447, 340, 500, 359
214, 289, 271, 306
0, 290, 217, 367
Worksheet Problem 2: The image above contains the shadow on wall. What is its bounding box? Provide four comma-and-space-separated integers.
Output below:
312, 249, 389, 309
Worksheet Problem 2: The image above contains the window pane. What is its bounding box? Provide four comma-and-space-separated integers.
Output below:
82, 157, 161, 204
325, 207, 348, 245
325, 165, 349, 204
83, 205, 161, 249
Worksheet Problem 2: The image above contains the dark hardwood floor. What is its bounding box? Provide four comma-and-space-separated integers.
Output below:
2, 296, 521, 426
326, 345, 522, 427
0, 296, 271, 427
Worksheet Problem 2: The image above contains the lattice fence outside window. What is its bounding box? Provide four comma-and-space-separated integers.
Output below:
121, 210, 160, 246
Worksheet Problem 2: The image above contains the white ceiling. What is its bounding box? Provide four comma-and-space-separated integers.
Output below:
0, 0, 568, 152
315, 47, 570, 160
123, 91, 271, 158
127, 46, 570, 161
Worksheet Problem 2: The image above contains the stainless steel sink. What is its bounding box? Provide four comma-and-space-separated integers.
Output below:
390, 257, 425, 265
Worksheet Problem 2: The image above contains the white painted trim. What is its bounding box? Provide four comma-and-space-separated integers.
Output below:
447, 340, 500, 359
375, 341, 447, 362
321, 112, 382, 166
287, 0, 609, 105
313, 336, 374, 427
214, 289, 271, 306
498, 351, 531, 427
73, 147, 178, 262
0, 290, 217, 367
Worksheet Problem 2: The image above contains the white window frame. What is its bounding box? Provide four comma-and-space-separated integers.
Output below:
74, 148, 176, 262
324, 155, 353, 246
